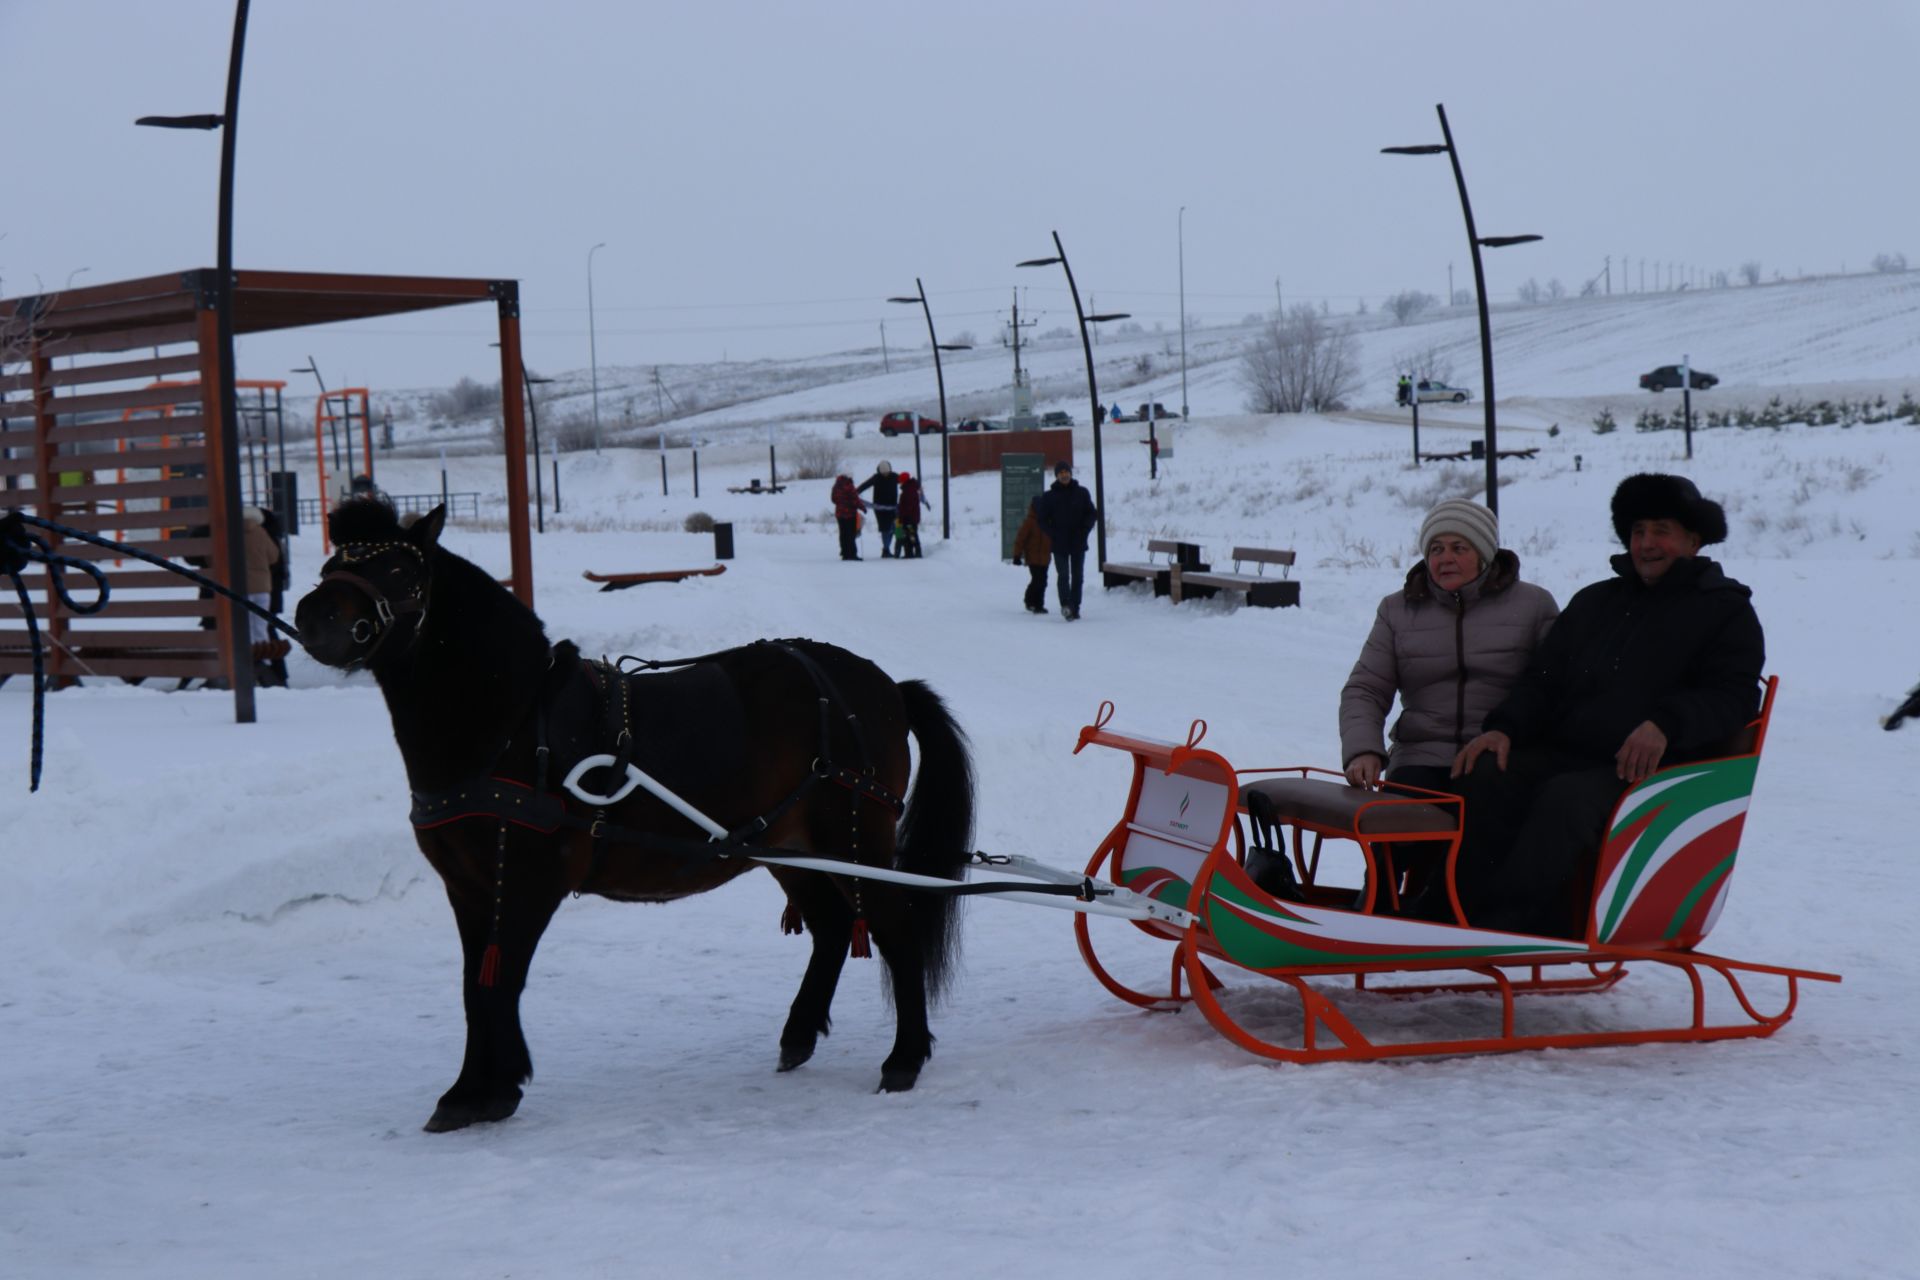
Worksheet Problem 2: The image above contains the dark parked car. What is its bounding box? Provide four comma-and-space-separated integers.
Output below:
955, 417, 1003, 432
1137, 402, 1179, 420
880, 411, 944, 436
1040, 410, 1073, 427
1640, 365, 1718, 392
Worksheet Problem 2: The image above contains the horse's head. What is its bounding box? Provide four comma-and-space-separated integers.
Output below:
295, 499, 444, 670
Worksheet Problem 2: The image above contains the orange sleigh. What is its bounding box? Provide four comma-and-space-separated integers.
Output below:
1070, 679, 1840, 1062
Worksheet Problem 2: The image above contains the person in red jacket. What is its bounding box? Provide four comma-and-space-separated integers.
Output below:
830, 474, 867, 560
896, 471, 931, 558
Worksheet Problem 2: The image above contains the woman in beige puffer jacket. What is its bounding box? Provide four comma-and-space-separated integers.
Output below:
1339, 501, 1558, 793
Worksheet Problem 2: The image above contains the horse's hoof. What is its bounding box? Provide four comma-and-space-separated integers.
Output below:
777, 1044, 814, 1073
876, 1066, 921, 1093
422, 1091, 521, 1132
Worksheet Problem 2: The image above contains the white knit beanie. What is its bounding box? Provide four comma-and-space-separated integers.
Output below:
1419, 499, 1498, 565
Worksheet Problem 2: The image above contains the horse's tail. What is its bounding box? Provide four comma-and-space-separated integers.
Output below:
895, 678, 974, 1002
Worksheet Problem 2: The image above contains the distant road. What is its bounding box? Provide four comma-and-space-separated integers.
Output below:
1328, 408, 1550, 434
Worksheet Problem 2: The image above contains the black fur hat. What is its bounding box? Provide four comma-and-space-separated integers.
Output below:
1610, 473, 1728, 546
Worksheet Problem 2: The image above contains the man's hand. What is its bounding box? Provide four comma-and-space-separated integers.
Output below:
1452, 730, 1511, 777
1344, 754, 1383, 789
1615, 720, 1668, 783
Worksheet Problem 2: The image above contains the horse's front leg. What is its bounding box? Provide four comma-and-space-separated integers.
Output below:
424, 838, 566, 1133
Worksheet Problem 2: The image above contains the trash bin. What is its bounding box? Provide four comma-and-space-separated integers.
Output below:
1469, 439, 1486, 460
713, 522, 734, 560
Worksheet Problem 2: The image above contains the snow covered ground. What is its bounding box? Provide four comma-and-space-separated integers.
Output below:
5, 275, 1918, 1278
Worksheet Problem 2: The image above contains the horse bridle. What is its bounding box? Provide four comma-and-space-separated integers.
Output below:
321, 539, 431, 668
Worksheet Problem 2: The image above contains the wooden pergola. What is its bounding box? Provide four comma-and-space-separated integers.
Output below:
0, 269, 534, 718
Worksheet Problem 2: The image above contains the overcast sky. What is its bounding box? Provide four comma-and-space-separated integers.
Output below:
4, 0, 1916, 393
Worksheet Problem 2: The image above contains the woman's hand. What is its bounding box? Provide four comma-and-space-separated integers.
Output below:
1344, 753, 1384, 788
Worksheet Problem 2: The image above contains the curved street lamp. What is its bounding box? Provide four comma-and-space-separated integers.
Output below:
587, 241, 606, 453
887, 279, 971, 540
1018, 231, 1128, 570
1383, 103, 1540, 516
136, 0, 255, 720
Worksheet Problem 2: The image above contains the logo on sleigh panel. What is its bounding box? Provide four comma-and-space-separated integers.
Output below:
1137, 774, 1225, 837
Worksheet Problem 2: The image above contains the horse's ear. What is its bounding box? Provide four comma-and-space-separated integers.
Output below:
409, 504, 448, 550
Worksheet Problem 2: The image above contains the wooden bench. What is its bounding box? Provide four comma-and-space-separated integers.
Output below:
1420, 447, 1539, 462
1100, 538, 1198, 596
1173, 547, 1300, 608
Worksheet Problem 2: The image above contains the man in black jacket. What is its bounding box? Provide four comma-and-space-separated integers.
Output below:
1440, 473, 1765, 937
1036, 461, 1098, 620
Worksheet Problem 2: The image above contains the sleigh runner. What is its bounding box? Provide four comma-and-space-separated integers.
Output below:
1070, 681, 1839, 1062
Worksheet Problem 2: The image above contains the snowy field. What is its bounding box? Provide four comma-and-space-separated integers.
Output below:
5, 275, 1919, 1278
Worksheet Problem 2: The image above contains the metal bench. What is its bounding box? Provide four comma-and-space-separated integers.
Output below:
1174, 547, 1300, 608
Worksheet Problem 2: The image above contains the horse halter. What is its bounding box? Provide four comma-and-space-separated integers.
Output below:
321, 539, 431, 668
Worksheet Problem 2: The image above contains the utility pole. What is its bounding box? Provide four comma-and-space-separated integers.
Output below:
1089, 292, 1097, 345
1448, 262, 1454, 307
1604, 255, 1611, 295
1275, 276, 1283, 316
879, 321, 889, 373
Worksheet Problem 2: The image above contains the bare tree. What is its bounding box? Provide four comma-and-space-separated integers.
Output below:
1516, 278, 1543, 304
1240, 305, 1360, 414
1384, 289, 1439, 325
1391, 341, 1457, 385
1739, 261, 1763, 286
785, 435, 844, 480
1871, 252, 1909, 274
1545, 278, 1567, 302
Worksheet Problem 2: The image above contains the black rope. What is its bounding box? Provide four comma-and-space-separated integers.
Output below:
2, 508, 303, 793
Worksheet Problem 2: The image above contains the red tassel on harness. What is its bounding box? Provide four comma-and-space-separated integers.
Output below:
849, 917, 872, 959
478, 943, 501, 988
781, 903, 805, 936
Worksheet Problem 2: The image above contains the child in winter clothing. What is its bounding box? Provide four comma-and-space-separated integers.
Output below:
895, 472, 930, 558
1011, 495, 1052, 612
830, 474, 868, 560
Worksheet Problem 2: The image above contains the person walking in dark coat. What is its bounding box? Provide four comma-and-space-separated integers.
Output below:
1011, 495, 1053, 614
856, 461, 899, 558
895, 471, 930, 558
1436, 473, 1765, 938
830, 474, 867, 560
1036, 460, 1097, 620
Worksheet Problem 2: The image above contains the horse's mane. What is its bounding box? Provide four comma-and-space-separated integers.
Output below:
328, 496, 406, 545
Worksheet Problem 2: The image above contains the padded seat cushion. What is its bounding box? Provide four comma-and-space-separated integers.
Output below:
1241, 777, 1459, 835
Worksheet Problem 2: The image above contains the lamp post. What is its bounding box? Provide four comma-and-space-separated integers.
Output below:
1383, 103, 1540, 517
1018, 231, 1129, 570
887, 279, 971, 540
136, 0, 255, 721
587, 241, 606, 453
1177, 206, 1188, 419
290, 355, 339, 472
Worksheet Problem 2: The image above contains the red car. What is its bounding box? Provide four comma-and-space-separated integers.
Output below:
880, 411, 944, 436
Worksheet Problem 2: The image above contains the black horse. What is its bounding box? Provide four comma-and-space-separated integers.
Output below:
294, 500, 974, 1131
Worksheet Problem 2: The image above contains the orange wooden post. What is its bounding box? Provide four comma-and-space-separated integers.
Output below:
494, 285, 534, 608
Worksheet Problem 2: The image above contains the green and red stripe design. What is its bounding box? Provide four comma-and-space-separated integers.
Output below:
1592, 755, 1757, 948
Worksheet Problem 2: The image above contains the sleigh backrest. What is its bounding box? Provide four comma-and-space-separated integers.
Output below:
1075, 712, 1238, 940
1588, 677, 1777, 950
